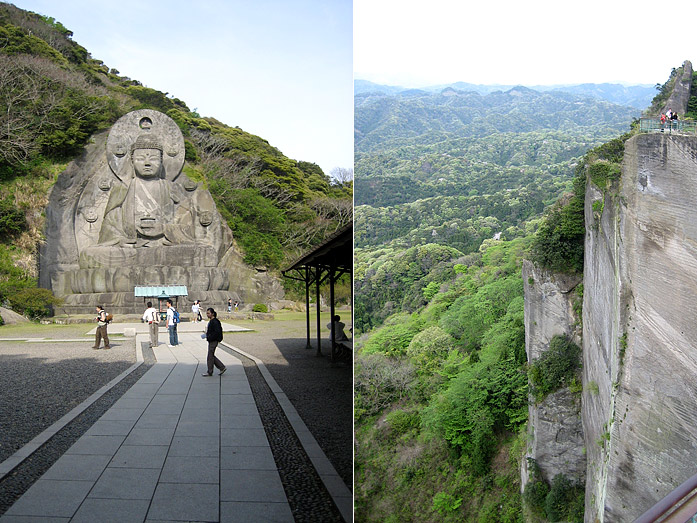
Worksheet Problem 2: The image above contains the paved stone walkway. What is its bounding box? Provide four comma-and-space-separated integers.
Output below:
0, 330, 351, 522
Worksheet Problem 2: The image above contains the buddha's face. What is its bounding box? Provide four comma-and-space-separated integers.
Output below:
132, 148, 162, 178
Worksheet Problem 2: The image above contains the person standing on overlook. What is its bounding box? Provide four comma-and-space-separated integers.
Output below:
202, 307, 226, 376
142, 301, 159, 348
93, 305, 110, 350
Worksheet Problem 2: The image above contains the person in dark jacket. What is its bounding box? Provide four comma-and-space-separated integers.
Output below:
202, 307, 226, 376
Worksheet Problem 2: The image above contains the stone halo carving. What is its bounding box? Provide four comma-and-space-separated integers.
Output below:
106, 109, 185, 182
84, 208, 98, 223
183, 176, 198, 191
199, 211, 212, 227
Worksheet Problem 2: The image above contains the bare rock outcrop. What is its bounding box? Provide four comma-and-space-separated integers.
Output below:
521, 261, 585, 486
0, 307, 29, 324
662, 60, 693, 116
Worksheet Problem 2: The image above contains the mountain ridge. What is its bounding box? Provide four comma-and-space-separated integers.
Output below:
355, 78, 656, 109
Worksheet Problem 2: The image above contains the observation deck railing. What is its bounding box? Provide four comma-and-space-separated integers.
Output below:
635, 470, 697, 522
639, 117, 697, 135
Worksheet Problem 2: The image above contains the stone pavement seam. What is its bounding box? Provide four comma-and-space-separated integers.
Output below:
221, 342, 352, 523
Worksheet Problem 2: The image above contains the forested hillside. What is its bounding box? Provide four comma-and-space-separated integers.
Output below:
353, 79, 649, 521
0, 2, 351, 314
354, 85, 638, 334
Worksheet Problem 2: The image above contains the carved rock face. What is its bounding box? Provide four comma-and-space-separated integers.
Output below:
40, 109, 234, 313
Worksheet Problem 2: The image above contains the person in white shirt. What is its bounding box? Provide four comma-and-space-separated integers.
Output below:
142, 301, 159, 348
192, 300, 201, 323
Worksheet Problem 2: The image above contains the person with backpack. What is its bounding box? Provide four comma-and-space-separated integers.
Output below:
142, 301, 159, 348
93, 305, 110, 350
202, 307, 226, 376
166, 299, 179, 347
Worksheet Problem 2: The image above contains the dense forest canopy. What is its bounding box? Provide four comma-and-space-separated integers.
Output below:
0, 2, 351, 311
354, 84, 638, 335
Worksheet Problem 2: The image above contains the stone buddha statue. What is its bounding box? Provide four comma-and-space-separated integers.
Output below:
38, 108, 274, 314
98, 133, 195, 248
73, 110, 229, 270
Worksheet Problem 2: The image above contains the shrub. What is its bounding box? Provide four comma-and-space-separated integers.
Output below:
8, 287, 62, 319
252, 303, 268, 313
523, 458, 549, 514
0, 198, 26, 240
422, 281, 440, 301
361, 315, 424, 357
405, 325, 454, 374
431, 492, 462, 516
545, 474, 584, 522
422, 350, 527, 476
354, 352, 415, 419
588, 160, 621, 190
528, 335, 581, 401
530, 187, 585, 275
385, 409, 420, 437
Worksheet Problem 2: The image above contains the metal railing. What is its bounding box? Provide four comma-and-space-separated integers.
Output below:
639, 117, 697, 135
635, 470, 697, 522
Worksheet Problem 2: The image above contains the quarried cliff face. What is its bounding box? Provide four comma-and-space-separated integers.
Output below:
584, 133, 697, 521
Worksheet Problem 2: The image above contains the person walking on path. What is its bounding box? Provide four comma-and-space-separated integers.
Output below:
166, 299, 179, 347
142, 301, 159, 348
93, 305, 110, 350
202, 307, 226, 376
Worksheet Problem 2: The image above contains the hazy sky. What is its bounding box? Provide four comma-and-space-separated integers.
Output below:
10, 0, 352, 176
355, 0, 697, 88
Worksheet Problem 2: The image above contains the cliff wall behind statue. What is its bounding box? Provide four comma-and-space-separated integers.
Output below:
584, 133, 697, 521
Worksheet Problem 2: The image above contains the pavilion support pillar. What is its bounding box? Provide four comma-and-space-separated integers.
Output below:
315, 267, 322, 357
329, 267, 336, 362
305, 266, 311, 349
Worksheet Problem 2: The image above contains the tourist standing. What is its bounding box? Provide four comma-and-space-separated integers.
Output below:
93, 305, 110, 350
202, 308, 226, 376
166, 299, 179, 347
227, 298, 232, 313
142, 301, 159, 348
671, 110, 679, 131
192, 300, 201, 323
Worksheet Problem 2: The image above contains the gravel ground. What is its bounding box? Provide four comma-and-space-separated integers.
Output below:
0, 313, 353, 515
0, 337, 136, 463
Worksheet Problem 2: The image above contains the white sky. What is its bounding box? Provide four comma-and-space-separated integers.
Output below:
355, 0, 697, 87
10, 0, 353, 176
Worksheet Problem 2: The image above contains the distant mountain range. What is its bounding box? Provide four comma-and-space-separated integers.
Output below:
355, 79, 656, 110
